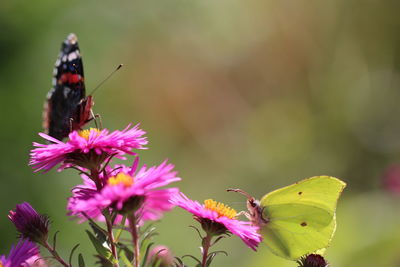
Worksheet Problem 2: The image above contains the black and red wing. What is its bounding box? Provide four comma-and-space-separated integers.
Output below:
43, 33, 91, 140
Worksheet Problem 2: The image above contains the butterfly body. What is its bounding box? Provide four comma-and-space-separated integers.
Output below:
43, 33, 93, 140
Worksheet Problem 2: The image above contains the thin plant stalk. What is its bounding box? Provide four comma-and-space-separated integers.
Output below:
103, 210, 119, 267
43, 240, 70, 267
90, 168, 103, 191
91, 167, 119, 266
201, 233, 212, 267
128, 214, 140, 267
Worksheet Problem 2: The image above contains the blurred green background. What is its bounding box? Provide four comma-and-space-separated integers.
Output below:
1, 0, 400, 266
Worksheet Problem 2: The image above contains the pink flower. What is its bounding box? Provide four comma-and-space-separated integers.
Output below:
67, 175, 101, 222
0, 239, 41, 267
29, 124, 147, 172
170, 193, 262, 251
68, 159, 181, 224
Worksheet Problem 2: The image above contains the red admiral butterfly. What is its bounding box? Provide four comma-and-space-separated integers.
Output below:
43, 33, 93, 140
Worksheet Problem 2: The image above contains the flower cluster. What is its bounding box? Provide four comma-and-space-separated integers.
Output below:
23, 121, 262, 266
29, 125, 181, 225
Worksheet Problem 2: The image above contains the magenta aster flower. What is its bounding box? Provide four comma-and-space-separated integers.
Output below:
0, 239, 41, 267
170, 193, 262, 251
67, 174, 101, 222
29, 124, 147, 172
68, 159, 181, 224
8, 202, 49, 245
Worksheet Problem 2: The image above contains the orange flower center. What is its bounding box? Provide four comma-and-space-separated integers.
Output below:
78, 128, 101, 140
204, 199, 237, 219
108, 173, 134, 187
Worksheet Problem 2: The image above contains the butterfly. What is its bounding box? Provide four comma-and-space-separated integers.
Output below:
229, 176, 346, 260
43, 33, 93, 140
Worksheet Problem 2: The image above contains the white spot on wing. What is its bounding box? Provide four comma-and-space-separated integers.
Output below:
63, 87, 71, 98
46, 88, 55, 99
68, 51, 78, 61
62, 55, 67, 62
55, 59, 61, 67
52, 78, 56, 86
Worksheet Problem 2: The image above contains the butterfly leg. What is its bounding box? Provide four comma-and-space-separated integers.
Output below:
69, 118, 74, 132
236, 211, 251, 220
90, 111, 102, 129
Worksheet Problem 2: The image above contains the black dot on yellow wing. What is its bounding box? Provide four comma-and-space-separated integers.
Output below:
301, 222, 307, 227
298, 191, 302, 195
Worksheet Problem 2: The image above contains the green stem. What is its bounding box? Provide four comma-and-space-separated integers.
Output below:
104, 210, 119, 267
127, 214, 140, 267
43, 241, 70, 267
201, 233, 212, 267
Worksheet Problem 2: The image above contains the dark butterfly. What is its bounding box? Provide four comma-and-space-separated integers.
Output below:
43, 33, 93, 140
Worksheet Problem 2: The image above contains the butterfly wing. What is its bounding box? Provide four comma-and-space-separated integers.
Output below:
44, 33, 86, 140
259, 176, 346, 260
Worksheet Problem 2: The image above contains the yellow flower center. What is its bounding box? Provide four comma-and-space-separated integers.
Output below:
0, 261, 3, 267
108, 173, 134, 187
78, 128, 101, 140
204, 199, 237, 219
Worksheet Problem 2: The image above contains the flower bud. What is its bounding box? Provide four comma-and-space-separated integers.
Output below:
297, 254, 329, 267
148, 245, 174, 267
8, 202, 50, 245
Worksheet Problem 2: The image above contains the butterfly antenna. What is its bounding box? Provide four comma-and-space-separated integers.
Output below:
227, 188, 253, 200
88, 64, 123, 96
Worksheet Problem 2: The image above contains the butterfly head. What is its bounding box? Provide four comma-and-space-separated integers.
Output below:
227, 188, 269, 227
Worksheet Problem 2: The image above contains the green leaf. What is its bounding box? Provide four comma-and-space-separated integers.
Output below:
69, 243, 80, 266
140, 226, 158, 247
189, 225, 203, 240
208, 251, 228, 257
89, 221, 108, 244
85, 230, 116, 264
78, 253, 85, 267
141, 242, 154, 267
120, 250, 133, 267
52, 231, 60, 250
82, 212, 109, 238
206, 251, 228, 266
118, 244, 134, 262
210, 236, 225, 247
182, 255, 201, 265
173, 257, 185, 267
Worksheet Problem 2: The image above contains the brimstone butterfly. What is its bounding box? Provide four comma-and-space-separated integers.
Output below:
228, 176, 346, 260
